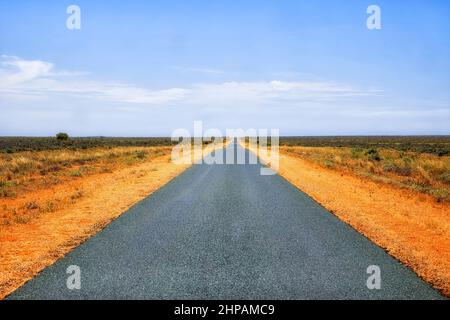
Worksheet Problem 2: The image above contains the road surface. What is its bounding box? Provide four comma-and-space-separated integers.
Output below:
9, 143, 442, 299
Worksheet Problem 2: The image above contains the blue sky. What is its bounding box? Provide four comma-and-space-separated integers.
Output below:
0, 0, 449, 136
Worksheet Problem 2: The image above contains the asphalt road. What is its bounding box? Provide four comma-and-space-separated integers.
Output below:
9, 143, 443, 299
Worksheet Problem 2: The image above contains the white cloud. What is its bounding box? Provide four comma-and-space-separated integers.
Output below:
188, 81, 377, 106
0, 56, 378, 107
0, 55, 53, 86
0, 56, 189, 104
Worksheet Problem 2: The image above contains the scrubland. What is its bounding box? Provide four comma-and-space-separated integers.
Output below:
0, 146, 172, 225
282, 146, 450, 203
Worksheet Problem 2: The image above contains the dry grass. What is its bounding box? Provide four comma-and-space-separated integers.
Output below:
0, 147, 172, 226
244, 142, 450, 297
282, 146, 450, 203
0, 146, 169, 179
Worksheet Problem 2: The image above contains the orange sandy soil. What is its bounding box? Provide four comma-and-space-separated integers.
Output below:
0, 144, 222, 299
245, 142, 450, 297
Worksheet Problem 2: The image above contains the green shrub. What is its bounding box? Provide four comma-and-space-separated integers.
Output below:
440, 172, 450, 185
56, 132, 69, 141
351, 148, 364, 159
324, 160, 334, 168
69, 169, 83, 177
135, 150, 147, 159
366, 148, 381, 161
429, 189, 449, 202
